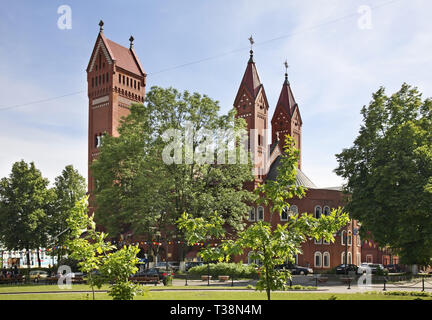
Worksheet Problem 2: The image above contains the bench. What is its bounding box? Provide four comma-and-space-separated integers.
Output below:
218, 275, 230, 282
340, 277, 354, 284
201, 275, 211, 281
317, 277, 328, 283
129, 276, 160, 285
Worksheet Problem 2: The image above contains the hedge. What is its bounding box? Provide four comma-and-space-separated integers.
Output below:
188, 263, 258, 279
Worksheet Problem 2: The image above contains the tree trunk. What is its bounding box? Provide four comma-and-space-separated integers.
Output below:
26, 247, 31, 269
265, 265, 271, 301
37, 249, 41, 268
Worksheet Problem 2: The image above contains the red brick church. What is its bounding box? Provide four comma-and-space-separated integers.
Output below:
86, 23, 392, 271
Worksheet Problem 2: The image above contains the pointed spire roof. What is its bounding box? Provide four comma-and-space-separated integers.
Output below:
275, 66, 298, 117
86, 22, 145, 77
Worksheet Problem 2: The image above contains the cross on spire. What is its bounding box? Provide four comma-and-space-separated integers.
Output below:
284, 60, 289, 84
99, 20, 104, 33
248, 35, 255, 62
129, 35, 134, 49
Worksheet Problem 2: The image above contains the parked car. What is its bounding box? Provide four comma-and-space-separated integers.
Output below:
275, 263, 313, 275
29, 270, 49, 282
132, 268, 174, 284
185, 261, 203, 271
335, 264, 358, 275
357, 263, 388, 275
384, 264, 402, 273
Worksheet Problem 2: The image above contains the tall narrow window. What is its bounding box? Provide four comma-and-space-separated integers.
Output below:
127, 77, 129, 86
341, 230, 346, 245
323, 206, 330, 216
119, 74, 121, 83
134, 80, 137, 89
92, 78, 94, 88
281, 206, 289, 221
106, 72, 109, 82
123, 75, 125, 84
102, 74, 105, 84
138, 82, 140, 90
347, 231, 352, 246
314, 206, 322, 219
248, 208, 256, 222
314, 252, 322, 268
323, 252, 330, 268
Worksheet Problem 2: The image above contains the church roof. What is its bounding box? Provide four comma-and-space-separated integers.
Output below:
240, 59, 262, 98
105, 38, 144, 75
87, 30, 145, 77
266, 156, 317, 188
275, 77, 299, 118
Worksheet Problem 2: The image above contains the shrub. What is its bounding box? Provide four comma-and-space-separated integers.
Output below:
188, 263, 258, 279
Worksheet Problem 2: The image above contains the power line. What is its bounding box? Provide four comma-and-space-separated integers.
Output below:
0, 90, 86, 112
0, 0, 403, 112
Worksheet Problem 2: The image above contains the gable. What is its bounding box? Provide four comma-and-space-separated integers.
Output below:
87, 36, 113, 72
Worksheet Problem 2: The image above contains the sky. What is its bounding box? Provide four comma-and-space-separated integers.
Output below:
0, 0, 431, 188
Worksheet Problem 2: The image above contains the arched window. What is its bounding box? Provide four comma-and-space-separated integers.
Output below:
323, 206, 330, 216
248, 251, 255, 265
341, 252, 346, 265
257, 206, 264, 221
357, 235, 361, 247
290, 205, 298, 214
314, 206, 322, 219
348, 252, 352, 264
347, 231, 352, 246
248, 207, 256, 222
314, 252, 322, 268
341, 230, 346, 245
357, 252, 361, 265
323, 252, 330, 268
281, 206, 289, 221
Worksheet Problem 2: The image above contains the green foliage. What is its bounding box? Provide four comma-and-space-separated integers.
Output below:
48, 165, 86, 259
188, 263, 258, 278
66, 197, 141, 300
0, 160, 55, 267
335, 83, 432, 265
91, 86, 256, 258
178, 135, 350, 300
99, 244, 143, 300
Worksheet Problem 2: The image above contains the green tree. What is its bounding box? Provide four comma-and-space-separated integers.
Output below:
49, 165, 86, 263
178, 135, 350, 300
66, 196, 113, 300
335, 83, 432, 266
99, 244, 142, 300
91, 86, 255, 263
66, 197, 142, 300
0, 160, 54, 268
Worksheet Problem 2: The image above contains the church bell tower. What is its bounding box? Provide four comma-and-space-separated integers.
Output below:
87, 21, 146, 202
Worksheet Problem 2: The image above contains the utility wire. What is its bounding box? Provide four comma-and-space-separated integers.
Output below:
0, 0, 403, 112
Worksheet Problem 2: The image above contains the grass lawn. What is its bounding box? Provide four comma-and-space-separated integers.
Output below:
0, 286, 430, 300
